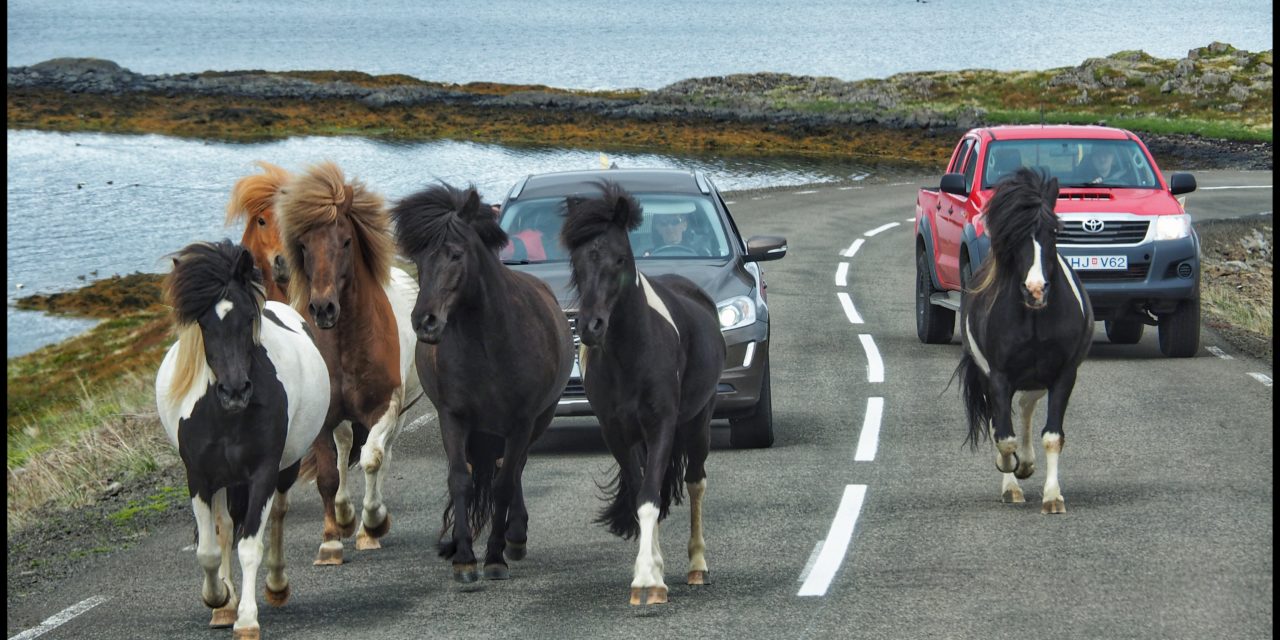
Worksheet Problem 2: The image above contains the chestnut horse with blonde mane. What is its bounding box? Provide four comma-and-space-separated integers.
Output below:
275, 160, 421, 565
225, 161, 293, 303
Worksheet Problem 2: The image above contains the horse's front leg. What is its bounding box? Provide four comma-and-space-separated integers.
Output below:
438, 415, 478, 582
210, 490, 239, 628
192, 489, 233, 628
357, 393, 403, 550
684, 407, 713, 586
1003, 389, 1046, 502
332, 420, 357, 538
1040, 371, 1078, 515
230, 471, 278, 640
987, 372, 1019, 476
630, 420, 675, 606
484, 434, 532, 579
309, 427, 345, 565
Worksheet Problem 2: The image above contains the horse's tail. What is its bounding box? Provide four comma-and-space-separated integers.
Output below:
296, 425, 361, 483
436, 431, 502, 551
594, 438, 687, 540
955, 352, 992, 450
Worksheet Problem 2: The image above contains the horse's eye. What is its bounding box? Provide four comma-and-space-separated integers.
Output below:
343, 238, 351, 248
615, 256, 625, 266
257, 217, 266, 227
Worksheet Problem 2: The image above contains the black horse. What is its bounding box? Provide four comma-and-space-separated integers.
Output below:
391, 182, 574, 583
561, 180, 726, 605
956, 167, 1093, 514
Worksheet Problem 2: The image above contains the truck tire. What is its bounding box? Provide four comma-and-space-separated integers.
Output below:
1105, 319, 1144, 344
916, 246, 955, 344
730, 358, 774, 449
1158, 296, 1201, 357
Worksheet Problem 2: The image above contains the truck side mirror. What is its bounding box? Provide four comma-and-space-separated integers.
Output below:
940, 173, 968, 197
1168, 172, 1197, 196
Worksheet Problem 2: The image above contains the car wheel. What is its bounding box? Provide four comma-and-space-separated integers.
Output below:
1158, 295, 1201, 357
730, 358, 774, 449
1104, 319, 1144, 344
916, 245, 955, 344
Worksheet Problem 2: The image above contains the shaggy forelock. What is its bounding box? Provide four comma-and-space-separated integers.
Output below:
164, 239, 265, 326
390, 182, 506, 257
560, 180, 643, 253
985, 167, 1062, 262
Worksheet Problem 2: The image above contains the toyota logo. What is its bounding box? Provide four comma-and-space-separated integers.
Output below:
1082, 218, 1105, 233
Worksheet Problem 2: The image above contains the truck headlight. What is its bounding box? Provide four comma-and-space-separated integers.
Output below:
1154, 214, 1191, 241
717, 296, 756, 331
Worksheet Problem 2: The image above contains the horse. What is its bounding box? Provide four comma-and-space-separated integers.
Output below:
155, 240, 330, 640
275, 160, 421, 564
390, 182, 573, 583
225, 161, 293, 303
955, 167, 1093, 514
560, 180, 726, 605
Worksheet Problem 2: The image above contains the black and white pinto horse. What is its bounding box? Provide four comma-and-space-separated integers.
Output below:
561, 181, 726, 605
156, 240, 330, 639
956, 168, 1093, 514
390, 183, 574, 583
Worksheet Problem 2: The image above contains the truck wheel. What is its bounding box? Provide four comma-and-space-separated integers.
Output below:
1158, 296, 1201, 357
730, 359, 774, 449
916, 246, 955, 344
1105, 319, 1144, 344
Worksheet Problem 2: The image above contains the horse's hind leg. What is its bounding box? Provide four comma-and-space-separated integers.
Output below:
357, 396, 403, 550
1040, 373, 1078, 515
264, 462, 298, 607
332, 420, 357, 538
684, 405, 713, 586
484, 435, 531, 580
504, 406, 555, 563
439, 414, 479, 582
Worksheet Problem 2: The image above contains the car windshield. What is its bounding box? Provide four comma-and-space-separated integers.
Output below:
498, 193, 732, 263
981, 139, 1160, 190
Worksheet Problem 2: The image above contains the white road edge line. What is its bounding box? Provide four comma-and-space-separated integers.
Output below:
835, 262, 850, 287
864, 222, 900, 237
837, 292, 864, 324
905, 217, 915, 223
841, 238, 865, 258
796, 541, 825, 583
1248, 373, 1272, 387
1198, 185, 1272, 190
854, 398, 885, 462
1207, 346, 1233, 360
794, 189, 819, 195
797, 484, 868, 597
858, 334, 884, 382
9, 596, 110, 640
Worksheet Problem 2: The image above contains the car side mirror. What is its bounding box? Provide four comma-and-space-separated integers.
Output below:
745, 235, 787, 262
1168, 172, 1197, 195
940, 173, 969, 197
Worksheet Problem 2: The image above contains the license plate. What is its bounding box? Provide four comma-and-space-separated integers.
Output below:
1067, 255, 1128, 270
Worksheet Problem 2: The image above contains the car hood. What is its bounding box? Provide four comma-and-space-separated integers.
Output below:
511, 258, 754, 310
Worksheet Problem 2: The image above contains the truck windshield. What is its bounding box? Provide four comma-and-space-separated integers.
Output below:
982, 139, 1159, 190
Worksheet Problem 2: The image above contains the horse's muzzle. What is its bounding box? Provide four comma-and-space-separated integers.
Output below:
1021, 283, 1050, 310
417, 314, 444, 344
216, 380, 253, 413
272, 255, 290, 285
309, 299, 339, 329
578, 316, 607, 347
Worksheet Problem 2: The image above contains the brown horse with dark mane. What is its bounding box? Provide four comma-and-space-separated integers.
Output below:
275, 160, 421, 565
225, 161, 293, 303
390, 182, 573, 583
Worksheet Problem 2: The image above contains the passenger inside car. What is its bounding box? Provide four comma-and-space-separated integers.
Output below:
501, 204, 564, 261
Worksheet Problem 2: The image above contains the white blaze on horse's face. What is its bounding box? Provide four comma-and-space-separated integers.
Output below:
1023, 237, 1048, 308
215, 299, 234, 320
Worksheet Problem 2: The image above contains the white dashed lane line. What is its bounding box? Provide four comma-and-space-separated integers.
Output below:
1248, 373, 1272, 387
841, 238, 865, 258
835, 262, 849, 287
837, 292, 864, 324
797, 485, 868, 597
864, 222, 900, 237
858, 334, 884, 383
854, 397, 885, 462
1207, 346, 1233, 360
9, 596, 110, 640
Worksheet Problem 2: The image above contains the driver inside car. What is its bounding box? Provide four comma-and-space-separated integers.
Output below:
643, 210, 710, 256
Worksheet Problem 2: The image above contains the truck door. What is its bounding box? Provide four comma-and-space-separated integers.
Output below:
936, 139, 978, 289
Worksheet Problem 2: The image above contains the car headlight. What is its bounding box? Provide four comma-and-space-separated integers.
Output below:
717, 296, 757, 331
1153, 214, 1192, 241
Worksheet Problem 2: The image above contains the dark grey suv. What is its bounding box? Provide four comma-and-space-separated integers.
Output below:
498, 168, 787, 448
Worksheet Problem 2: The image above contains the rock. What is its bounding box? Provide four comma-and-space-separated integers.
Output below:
1222, 260, 1250, 271
1127, 94, 1141, 105
1200, 72, 1230, 87
1228, 84, 1251, 101
103, 481, 123, 497
1221, 103, 1243, 112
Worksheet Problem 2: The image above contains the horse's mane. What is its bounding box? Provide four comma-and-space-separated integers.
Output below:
162, 240, 266, 404
390, 182, 507, 257
970, 167, 1061, 296
275, 160, 395, 307
225, 161, 291, 226
560, 180, 643, 253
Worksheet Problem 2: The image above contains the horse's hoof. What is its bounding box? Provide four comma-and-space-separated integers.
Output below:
232, 625, 260, 640
265, 583, 291, 607
629, 586, 669, 605
1041, 497, 1067, 514
356, 529, 382, 551
687, 570, 709, 585
363, 512, 391, 539
209, 607, 237, 628
1014, 463, 1036, 480
314, 541, 343, 566
484, 563, 511, 580
453, 563, 479, 583
1002, 488, 1026, 503
629, 587, 644, 606
504, 541, 527, 562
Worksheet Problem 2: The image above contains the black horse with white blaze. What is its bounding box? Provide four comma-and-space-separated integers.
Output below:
956, 167, 1093, 514
561, 180, 727, 605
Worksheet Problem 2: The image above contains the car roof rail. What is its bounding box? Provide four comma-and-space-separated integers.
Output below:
693, 171, 712, 195
507, 175, 530, 201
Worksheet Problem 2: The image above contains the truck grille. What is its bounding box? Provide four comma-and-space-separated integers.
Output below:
1059, 220, 1150, 245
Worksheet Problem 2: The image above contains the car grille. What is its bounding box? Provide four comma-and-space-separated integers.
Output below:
1077, 264, 1150, 282
563, 312, 586, 397
1059, 220, 1150, 245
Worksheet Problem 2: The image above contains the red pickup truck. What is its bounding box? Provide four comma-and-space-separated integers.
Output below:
914, 125, 1201, 357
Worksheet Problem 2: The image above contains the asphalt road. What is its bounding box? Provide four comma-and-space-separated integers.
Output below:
8, 170, 1272, 640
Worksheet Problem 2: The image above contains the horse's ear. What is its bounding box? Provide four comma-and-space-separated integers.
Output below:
234, 247, 256, 283
462, 187, 482, 219
1045, 176, 1060, 202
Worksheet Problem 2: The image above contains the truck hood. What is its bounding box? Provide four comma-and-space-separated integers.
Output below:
1051, 188, 1187, 216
